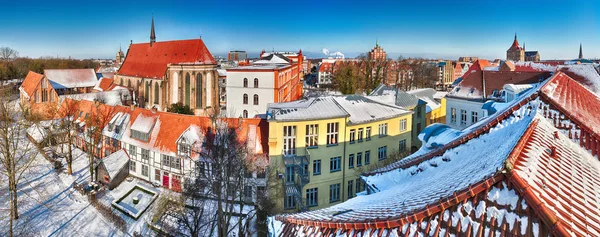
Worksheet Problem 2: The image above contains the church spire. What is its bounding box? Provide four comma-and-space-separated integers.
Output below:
579, 43, 583, 59
150, 16, 156, 46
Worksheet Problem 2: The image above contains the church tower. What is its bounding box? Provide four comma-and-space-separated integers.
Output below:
506, 33, 524, 62
579, 43, 583, 59
150, 16, 156, 46
116, 44, 125, 64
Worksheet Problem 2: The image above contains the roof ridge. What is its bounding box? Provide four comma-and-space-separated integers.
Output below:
364, 92, 539, 176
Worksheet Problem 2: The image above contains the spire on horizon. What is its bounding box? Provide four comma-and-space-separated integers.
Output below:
150, 15, 156, 46
579, 43, 584, 59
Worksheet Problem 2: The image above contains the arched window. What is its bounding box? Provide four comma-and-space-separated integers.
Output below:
243, 110, 248, 118
145, 82, 151, 103
243, 78, 248, 88
243, 94, 248, 105
120, 78, 123, 86
154, 82, 159, 104
254, 78, 258, 88
253, 94, 259, 105
185, 73, 191, 106
127, 80, 131, 88
196, 73, 202, 109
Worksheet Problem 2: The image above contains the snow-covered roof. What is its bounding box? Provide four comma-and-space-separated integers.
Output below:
368, 85, 423, 110
44, 69, 98, 89
275, 101, 537, 234
253, 54, 291, 65
101, 149, 129, 178
130, 114, 157, 134
332, 95, 411, 125
59, 89, 130, 106
273, 72, 600, 236
217, 69, 227, 77
557, 64, 600, 94
268, 95, 411, 124
408, 88, 441, 113
268, 97, 349, 122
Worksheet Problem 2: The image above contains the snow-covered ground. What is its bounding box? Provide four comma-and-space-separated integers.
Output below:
0, 143, 123, 236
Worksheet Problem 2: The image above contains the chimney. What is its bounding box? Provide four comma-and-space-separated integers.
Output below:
130, 104, 135, 111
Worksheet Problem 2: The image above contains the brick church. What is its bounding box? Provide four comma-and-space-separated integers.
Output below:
115, 17, 219, 115
507, 34, 540, 62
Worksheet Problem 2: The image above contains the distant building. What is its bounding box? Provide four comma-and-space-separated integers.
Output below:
579, 43, 584, 59
436, 60, 454, 90
226, 52, 304, 118
458, 56, 478, 62
116, 46, 125, 64
506, 34, 525, 62
368, 41, 386, 61
525, 51, 540, 62
228, 50, 248, 62
317, 59, 335, 86
114, 17, 219, 114
446, 61, 553, 130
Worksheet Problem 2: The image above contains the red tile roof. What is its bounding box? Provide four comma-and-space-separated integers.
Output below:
450, 70, 550, 100
460, 59, 490, 79
540, 71, 600, 136
63, 98, 268, 156
510, 118, 600, 236
117, 39, 216, 79
509, 36, 522, 50
274, 75, 600, 236
19, 71, 45, 98
95, 77, 115, 91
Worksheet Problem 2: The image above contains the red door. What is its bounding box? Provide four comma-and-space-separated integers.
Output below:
162, 172, 170, 188
172, 175, 181, 192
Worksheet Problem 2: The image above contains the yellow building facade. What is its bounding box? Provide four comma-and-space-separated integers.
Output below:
427, 97, 446, 126
267, 96, 412, 212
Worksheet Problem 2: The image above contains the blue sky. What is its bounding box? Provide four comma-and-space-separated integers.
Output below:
0, 0, 598, 60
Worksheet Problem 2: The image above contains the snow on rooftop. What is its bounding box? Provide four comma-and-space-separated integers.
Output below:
44, 69, 98, 89
268, 95, 411, 124
286, 100, 537, 223
559, 64, 600, 94
332, 95, 411, 125
130, 114, 157, 134
268, 97, 349, 121
60, 89, 130, 106
101, 149, 129, 178
514, 61, 558, 72
179, 125, 204, 144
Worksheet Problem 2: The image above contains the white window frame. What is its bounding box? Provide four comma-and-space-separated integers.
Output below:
326, 122, 339, 145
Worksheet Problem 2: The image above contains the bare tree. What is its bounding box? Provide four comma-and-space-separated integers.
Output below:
153, 112, 268, 236
56, 98, 80, 175
82, 102, 115, 183
0, 47, 18, 61
0, 95, 39, 237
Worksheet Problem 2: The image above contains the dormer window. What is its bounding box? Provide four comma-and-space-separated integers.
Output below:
178, 139, 191, 157
130, 114, 156, 142
131, 129, 150, 142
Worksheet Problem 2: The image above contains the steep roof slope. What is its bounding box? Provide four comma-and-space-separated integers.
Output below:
117, 39, 216, 79
540, 71, 600, 136
511, 117, 600, 236
19, 71, 45, 97
276, 99, 537, 227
